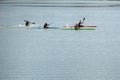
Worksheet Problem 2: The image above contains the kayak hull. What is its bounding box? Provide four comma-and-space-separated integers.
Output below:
60, 28, 95, 30
18, 24, 40, 29
18, 24, 59, 29
60, 26, 96, 30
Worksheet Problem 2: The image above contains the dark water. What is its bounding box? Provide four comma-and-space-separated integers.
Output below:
0, 1, 120, 80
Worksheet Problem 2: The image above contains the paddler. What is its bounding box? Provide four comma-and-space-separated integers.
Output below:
43, 22, 49, 28
74, 19, 83, 30
78, 20, 82, 27
25, 20, 30, 26
74, 23, 79, 30
74, 20, 82, 30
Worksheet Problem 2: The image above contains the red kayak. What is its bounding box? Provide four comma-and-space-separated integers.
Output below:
60, 25, 97, 30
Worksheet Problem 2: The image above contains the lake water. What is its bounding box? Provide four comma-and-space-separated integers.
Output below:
0, 1, 120, 80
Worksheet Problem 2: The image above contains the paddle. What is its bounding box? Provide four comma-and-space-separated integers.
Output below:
83, 17, 85, 21
48, 22, 53, 26
44, 22, 53, 27
24, 20, 35, 24
82, 17, 85, 24
42, 22, 59, 29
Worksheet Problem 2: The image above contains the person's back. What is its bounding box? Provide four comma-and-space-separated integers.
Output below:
78, 20, 83, 27
78, 20, 82, 27
25, 21, 30, 26
43, 22, 49, 28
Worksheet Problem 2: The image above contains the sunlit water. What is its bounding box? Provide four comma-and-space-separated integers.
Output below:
0, 1, 120, 80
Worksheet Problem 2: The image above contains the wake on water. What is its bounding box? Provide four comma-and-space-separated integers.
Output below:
0, 24, 41, 30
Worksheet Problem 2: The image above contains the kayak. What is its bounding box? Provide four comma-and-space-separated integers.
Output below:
60, 26, 96, 30
18, 24, 40, 29
40, 27, 59, 29
18, 24, 59, 29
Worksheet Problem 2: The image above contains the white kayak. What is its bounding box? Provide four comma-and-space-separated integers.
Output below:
17, 24, 40, 29
17, 24, 59, 29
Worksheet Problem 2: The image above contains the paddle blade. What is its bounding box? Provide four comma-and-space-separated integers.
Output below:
24, 20, 27, 22
24, 20, 35, 24
32, 22, 35, 24
83, 17, 85, 21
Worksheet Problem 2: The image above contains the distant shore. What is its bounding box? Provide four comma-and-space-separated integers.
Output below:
0, 1, 120, 7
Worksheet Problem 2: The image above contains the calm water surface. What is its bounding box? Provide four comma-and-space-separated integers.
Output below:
0, 1, 120, 80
